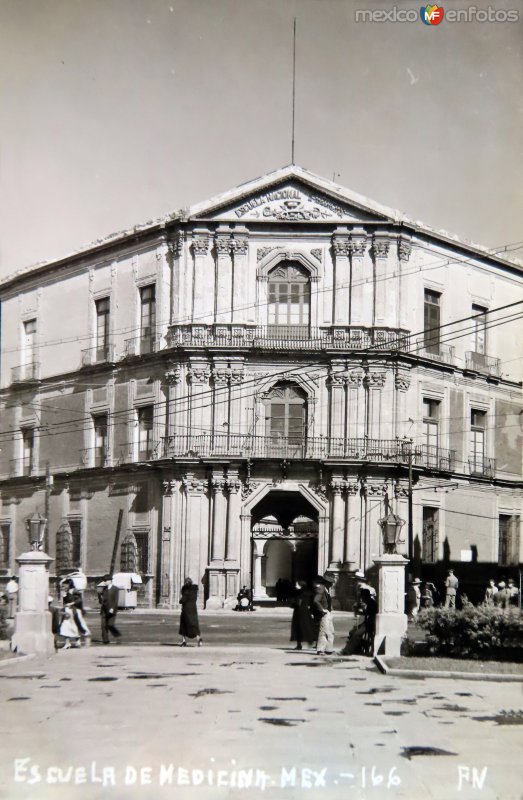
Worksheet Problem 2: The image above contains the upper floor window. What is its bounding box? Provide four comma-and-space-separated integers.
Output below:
23, 319, 37, 366
137, 406, 154, 461
422, 399, 440, 450
498, 515, 520, 565
423, 290, 441, 354
267, 382, 307, 456
268, 263, 310, 338
21, 428, 35, 476
93, 414, 108, 468
95, 298, 110, 361
469, 408, 486, 473
140, 285, 156, 354
472, 304, 487, 355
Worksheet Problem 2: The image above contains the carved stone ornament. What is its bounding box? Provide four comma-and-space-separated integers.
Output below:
212, 368, 230, 386
225, 477, 242, 494
165, 366, 181, 386
347, 370, 364, 387
257, 246, 276, 262
372, 238, 390, 259
395, 374, 411, 392
188, 365, 211, 384
182, 475, 208, 493
348, 237, 367, 257
230, 370, 245, 385
366, 483, 388, 497
310, 248, 323, 262
230, 237, 248, 256
162, 480, 177, 496
398, 237, 412, 262
211, 477, 226, 493
332, 236, 349, 258
365, 372, 386, 388
394, 482, 409, 499
214, 235, 231, 256
192, 236, 210, 256
328, 371, 347, 387
241, 480, 260, 500
311, 482, 327, 502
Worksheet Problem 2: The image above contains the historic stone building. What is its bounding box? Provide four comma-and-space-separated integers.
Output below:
0, 166, 521, 607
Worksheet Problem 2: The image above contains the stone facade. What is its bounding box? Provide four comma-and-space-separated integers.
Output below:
0, 166, 521, 608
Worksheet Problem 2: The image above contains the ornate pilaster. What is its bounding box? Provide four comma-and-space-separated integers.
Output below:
191, 229, 211, 323
328, 362, 347, 440
372, 234, 391, 325
165, 364, 181, 438
332, 229, 350, 324
348, 228, 367, 324
394, 369, 411, 438
329, 478, 346, 567
230, 228, 250, 323
210, 472, 227, 563
158, 478, 178, 608
225, 474, 242, 562
214, 228, 233, 324
188, 360, 211, 438
398, 235, 412, 262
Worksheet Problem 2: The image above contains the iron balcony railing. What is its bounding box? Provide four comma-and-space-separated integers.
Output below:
124, 335, 160, 357
11, 362, 40, 383
167, 324, 411, 352
418, 342, 455, 365
465, 352, 502, 378
469, 457, 496, 478
160, 433, 456, 470
80, 342, 116, 367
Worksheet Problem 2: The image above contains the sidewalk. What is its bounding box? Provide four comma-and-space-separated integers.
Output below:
1, 643, 521, 800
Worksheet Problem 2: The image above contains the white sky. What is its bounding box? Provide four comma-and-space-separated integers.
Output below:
1, 0, 522, 278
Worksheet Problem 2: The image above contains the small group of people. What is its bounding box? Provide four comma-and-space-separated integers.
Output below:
234, 585, 254, 611
485, 577, 519, 608
289, 575, 336, 654
50, 572, 122, 649
275, 578, 294, 604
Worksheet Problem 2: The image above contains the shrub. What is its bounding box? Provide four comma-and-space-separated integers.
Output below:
417, 600, 523, 660
0, 606, 10, 640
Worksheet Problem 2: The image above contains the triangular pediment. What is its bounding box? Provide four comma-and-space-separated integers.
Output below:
187, 166, 397, 225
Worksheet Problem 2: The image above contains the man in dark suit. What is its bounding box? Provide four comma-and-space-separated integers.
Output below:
98, 574, 122, 644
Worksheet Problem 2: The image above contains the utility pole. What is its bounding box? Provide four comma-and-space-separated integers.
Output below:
44, 461, 52, 553
407, 440, 414, 577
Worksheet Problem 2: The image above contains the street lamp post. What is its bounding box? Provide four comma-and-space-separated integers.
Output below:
373, 499, 408, 658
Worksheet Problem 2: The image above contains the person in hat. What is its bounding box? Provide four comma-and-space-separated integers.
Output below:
407, 578, 421, 621
444, 569, 459, 608
98, 574, 122, 644
354, 570, 376, 599
484, 579, 498, 605
507, 578, 519, 608
5, 576, 18, 619
311, 575, 335, 655
289, 581, 315, 650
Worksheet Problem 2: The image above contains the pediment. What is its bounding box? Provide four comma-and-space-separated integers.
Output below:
187, 166, 395, 225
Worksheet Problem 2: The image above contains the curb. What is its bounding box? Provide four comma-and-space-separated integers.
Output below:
374, 655, 523, 682
0, 652, 35, 668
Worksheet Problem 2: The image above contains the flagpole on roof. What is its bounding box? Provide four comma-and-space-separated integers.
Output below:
291, 17, 296, 165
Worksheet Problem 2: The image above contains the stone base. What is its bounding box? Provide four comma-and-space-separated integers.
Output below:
373, 612, 408, 658
205, 597, 225, 610
11, 611, 55, 657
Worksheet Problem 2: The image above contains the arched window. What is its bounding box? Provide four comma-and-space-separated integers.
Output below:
268, 262, 310, 338
267, 382, 307, 456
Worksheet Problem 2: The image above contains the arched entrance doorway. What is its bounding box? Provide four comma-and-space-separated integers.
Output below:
250, 490, 319, 602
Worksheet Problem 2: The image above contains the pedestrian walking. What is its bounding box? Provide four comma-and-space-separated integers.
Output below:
493, 581, 510, 610
420, 581, 436, 609
62, 579, 90, 646
290, 581, 315, 650
507, 578, 519, 608
484, 579, 498, 605
444, 569, 459, 608
179, 577, 202, 647
98, 574, 122, 645
312, 575, 335, 655
5, 576, 18, 618
407, 578, 421, 621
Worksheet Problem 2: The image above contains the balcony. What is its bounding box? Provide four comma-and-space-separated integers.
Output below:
81, 342, 116, 367
11, 362, 40, 384
469, 457, 496, 478
160, 433, 455, 470
123, 335, 160, 358
167, 324, 411, 352
418, 342, 455, 366
80, 447, 111, 469
465, 352, 501, 378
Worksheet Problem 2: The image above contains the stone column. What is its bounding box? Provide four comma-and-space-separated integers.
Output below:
170, 233, 185, 324
252, 539, 268, 599
329, 478, 345, 568
394, 371, 411, 439
231, 231, 249, 323
165, 364, 181, 444
210, 470, 227, 563
365, 370, 386, 441
211, 365, 230, 453
11, 550, 55, 656
332, 230, 350, 324
191, 230, 211, 323
188, 360, 211, 446
343, 483, 359, 567
373, 553, 408, 657
348, 229, 367, 325
225, 473, 242, 562
229, 363, 245, 436
214, 229, 233, 324
328, 364, 346, 445
181, 473, 208, 608
240, 512, 252, 589
398, 236, 412, 330
346, 369, 364, 440
158, 479, 176, 608
372, 234, 390, 326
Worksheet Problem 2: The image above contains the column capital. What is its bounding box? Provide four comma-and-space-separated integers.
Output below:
182, 474, 208, 494
372, 235, 391, 259
192, 229, 211, 256
331, 234, 350, 257
230, 237, 248, 256
165, 365, 181, 385
214, 233, 232, 256
398, 235, 412, 262
162, 480, 177, 496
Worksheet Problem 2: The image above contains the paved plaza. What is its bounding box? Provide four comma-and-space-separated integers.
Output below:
1, 614, 522, 800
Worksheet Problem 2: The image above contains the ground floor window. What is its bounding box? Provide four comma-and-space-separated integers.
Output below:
68, 518, 83, 568
134, 529, 150, 574
422, 507, 439, 563
498, 515, 520, 565
0, 522, 10, 569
